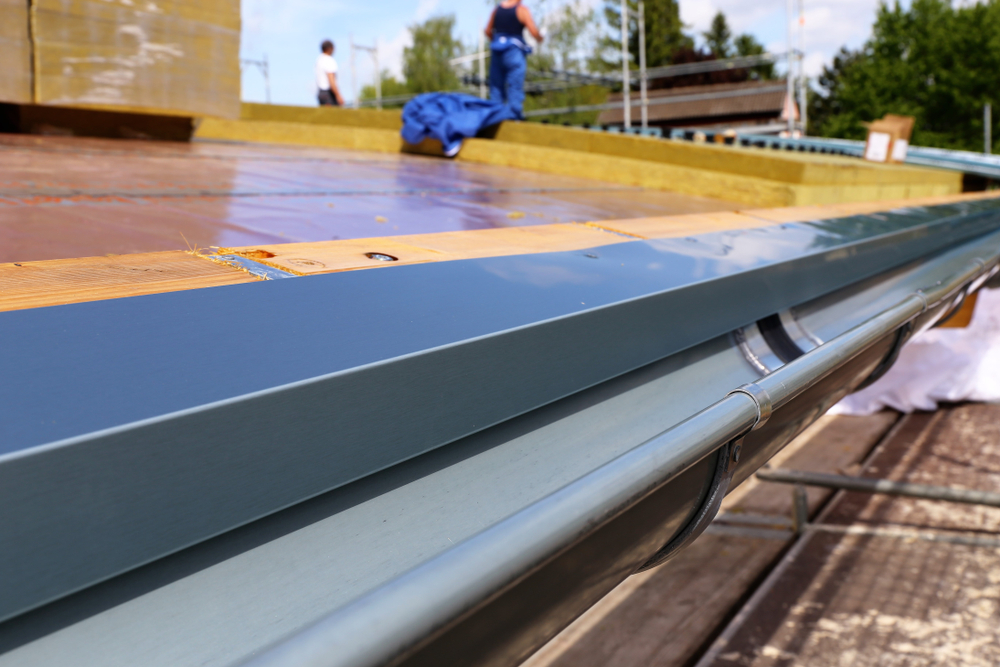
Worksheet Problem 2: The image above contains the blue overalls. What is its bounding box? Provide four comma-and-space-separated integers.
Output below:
489, 3, 531, 119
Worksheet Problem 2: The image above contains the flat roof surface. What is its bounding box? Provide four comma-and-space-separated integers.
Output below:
0, 134, 736, 263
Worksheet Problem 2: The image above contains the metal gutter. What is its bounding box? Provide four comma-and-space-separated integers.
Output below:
2, 202, 1000, 624
0, 202, 1000, 618
1, 231, 997, 667
243, 250, 997, 667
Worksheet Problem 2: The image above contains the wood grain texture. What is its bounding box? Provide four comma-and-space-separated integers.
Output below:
7, 190, 997, 312
0, 251, 255, 312
585, 211, 779, 238
219, 224, 627, 276
224, 190, 1000, 277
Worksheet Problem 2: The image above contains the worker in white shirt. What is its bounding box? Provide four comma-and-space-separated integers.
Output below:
316, 40, 344, 106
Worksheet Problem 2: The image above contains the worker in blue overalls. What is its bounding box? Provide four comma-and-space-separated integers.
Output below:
485, 0, 543, 119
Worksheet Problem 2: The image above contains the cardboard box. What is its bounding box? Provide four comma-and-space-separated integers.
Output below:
864, 114, 915, 163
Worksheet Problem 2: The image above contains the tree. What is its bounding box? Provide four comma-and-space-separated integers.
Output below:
541, 0, 596, 72
403, 15, 461, 94
809, 0, 1000, 151
360, 71, 412, 106
702, 11, 731, 59
733, 33, 774, 79
592, 0, 692, 74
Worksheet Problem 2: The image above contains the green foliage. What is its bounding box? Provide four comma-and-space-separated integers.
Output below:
703, 11, 732, 58
809, 0, 1000, 151
540, 0, 597, 71
523, 84, 609, 124
359, 71, 412, 106
593, 0, 692, 74
403, 15, 462, 94
732, 32, 774, 79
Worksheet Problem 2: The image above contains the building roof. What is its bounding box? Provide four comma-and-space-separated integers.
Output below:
598, 79, 787, 126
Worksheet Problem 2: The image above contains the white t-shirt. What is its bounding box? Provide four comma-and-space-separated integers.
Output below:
316, 54, 338, 91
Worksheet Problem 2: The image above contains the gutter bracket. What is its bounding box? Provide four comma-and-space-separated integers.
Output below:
636, 437, 742, 572
637, 383, 772, 572
854, 321, 914, 392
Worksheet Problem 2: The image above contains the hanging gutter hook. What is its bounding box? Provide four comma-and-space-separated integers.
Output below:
638, 383, 772, 572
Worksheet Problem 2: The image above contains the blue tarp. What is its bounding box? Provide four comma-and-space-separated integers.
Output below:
401, 93, 518, 157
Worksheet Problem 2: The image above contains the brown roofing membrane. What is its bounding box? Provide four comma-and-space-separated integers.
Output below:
0, 133, 737, 264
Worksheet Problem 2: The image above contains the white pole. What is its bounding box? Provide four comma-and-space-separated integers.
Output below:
350, 35, 358, 108
479, 32, 487, 99
620, 0, 630, 129
264, 54, 271, 104
785, 0, 794, 134
638, 0, 647, 129
797, 0, 807, 134
987, 103, 993, 155
374, 46, 382, 110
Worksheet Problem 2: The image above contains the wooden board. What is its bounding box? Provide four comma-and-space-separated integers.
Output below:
217, 224, 627, 276
937, 290, 978, 328
4, 190, 997, 313
0, 251, 255, 312
219, 190, 1000, 277
585, 211, 779, 238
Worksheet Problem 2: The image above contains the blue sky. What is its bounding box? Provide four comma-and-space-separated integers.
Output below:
239, 0, 884, 107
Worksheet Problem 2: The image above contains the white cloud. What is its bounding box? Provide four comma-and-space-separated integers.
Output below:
243, 0, 351, 38
380, 27, 413, 80
680, 0, 880, 80
415, 0, 441, 22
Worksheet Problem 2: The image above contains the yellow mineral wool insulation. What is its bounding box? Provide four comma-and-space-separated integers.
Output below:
32, 0, 240, 118
241, 103, 403, 131
195, 118, 404, 153
194, 115, 961, 207
488, 121, 959, 189
0, 0, 32, 103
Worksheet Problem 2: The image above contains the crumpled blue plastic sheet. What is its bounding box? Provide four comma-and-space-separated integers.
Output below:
401, 92, 518, 157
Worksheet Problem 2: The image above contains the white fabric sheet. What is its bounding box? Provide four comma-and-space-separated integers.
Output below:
832, 288, 1000, 415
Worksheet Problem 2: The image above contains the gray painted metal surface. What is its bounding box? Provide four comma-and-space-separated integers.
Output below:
4, 200, 1000, 623
241, 238, 997, 667
0, 337, 755, 666
1, 228, 998, 667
